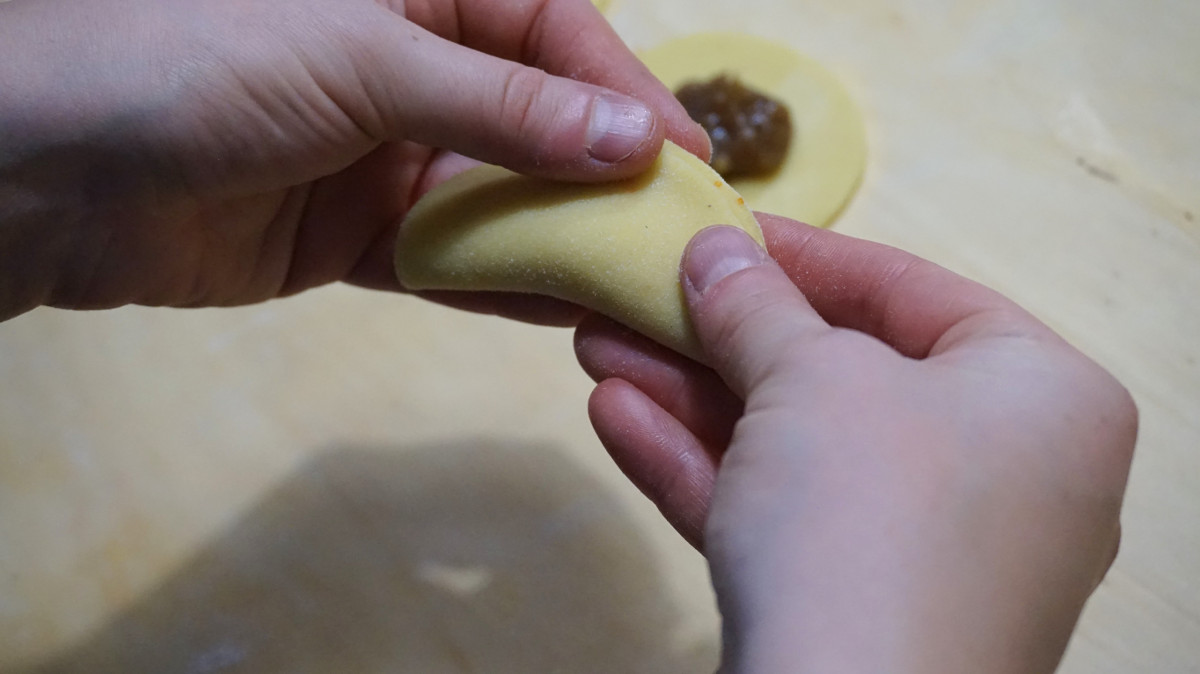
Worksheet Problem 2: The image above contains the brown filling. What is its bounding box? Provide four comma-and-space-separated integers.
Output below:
675, 75, 793, 179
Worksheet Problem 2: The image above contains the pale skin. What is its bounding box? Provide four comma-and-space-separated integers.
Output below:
0, 0, 1137, 671
0, 0, 708, 320
578, 218, 1137, 673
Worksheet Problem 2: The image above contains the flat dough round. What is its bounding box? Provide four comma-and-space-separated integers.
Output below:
640, 33, 867, 227
395, 142, 761, 363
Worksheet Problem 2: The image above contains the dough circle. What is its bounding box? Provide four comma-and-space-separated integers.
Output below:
640, 32, 867, 227
395, 141, 761, 362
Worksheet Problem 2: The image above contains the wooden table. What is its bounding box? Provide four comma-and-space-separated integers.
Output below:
2, 0, 1197, 671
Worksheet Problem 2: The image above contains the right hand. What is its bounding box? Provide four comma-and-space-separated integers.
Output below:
576, 214, 1137, 673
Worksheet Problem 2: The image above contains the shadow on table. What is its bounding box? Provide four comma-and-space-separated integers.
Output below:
25, 440, 716, 673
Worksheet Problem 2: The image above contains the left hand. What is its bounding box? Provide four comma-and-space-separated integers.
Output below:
0, 0, 707, 322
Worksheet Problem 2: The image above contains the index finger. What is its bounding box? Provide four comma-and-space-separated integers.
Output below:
403, 0, 710, 160
759, 213, 1052, 358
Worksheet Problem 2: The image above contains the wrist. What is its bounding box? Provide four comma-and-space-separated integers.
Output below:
0, 0, 159, 319
712, 565, 1076, 674
0, 27, 62, 317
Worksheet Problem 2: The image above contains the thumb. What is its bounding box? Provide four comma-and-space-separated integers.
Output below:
362, 20, 664, 181
681, 226, 831, 397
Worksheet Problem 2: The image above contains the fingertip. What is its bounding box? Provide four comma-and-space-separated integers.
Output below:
416, 290, 588, 327
412, 151, 484, 202
683, 119, 713, 163
575, 313, 628, 377
654, 114, 710, 164
682, 225, 770, 297
636, 75, 710, 162
586, 377, 627, 425
695, 122, 714, 162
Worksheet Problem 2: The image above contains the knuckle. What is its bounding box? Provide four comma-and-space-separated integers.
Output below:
650, 456, 708, 525
1100, 379, 1139, 471
498, 66, 553, 144
708, 286, 813, 389
710, 284, 787, 346
1076, 359, 1139, 460
1053, 356, 1140, 499
1111, 382, 1139, 442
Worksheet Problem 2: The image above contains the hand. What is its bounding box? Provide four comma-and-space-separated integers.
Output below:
0, 0, 707, 321
576, 214, 1137, 673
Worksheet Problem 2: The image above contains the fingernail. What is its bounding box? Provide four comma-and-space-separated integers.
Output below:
684, 226, 768, 294
587, 94, 654, 163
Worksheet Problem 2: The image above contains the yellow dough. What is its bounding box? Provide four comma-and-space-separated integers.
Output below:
395, 141, 761, 362
640, 33, 867, 227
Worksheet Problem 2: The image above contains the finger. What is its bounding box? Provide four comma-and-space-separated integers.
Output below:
328, 145, 483, 294
415, 290, 587, 327
333, 148, 584, 322
412, 150, 484, 202
682, 225, 833, 398
283, 142, 426, 296
349, 15, 669, 181
344, 247, 590, 327
758, 213, 1048, 358
575, 313, 742, 449
588, 378, 717, 549
403, 0, 711, 161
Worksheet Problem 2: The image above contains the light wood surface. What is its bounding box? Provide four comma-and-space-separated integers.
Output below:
2, 0, 1197, 672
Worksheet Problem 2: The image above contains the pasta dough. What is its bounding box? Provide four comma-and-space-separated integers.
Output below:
640, 33, 867, 227
394, 141, 761, 362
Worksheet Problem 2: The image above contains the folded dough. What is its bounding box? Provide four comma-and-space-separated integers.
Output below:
394, 141, 761, 362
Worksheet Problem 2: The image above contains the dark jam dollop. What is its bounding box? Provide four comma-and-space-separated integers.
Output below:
675, 75, 792, 179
